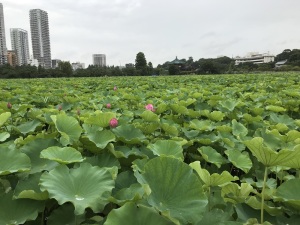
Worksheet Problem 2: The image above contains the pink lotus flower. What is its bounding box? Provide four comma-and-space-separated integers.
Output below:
113, 86, 117, 91
109, 118, 118, 128
145, 104, 155, 112
106, 103, 111, 109
7, 102, 12, 109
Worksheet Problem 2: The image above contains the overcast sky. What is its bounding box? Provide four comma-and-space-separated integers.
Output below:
1, 0, 300, 67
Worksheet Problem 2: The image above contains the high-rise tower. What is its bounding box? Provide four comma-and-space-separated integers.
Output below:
0, 3, 7, 65
93, 54, 106, 66
29, 9, 51, 68
10, 28, 30, 66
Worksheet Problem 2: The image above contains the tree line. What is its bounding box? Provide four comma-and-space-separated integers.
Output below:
1, 49, 300, 78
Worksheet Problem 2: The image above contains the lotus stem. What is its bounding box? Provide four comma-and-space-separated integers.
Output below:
261, 166, 268, 224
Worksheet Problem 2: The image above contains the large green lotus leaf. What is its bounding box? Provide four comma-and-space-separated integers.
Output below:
40, 146, 84, 164
0, 146, 31, 175
286, 130, 300, 142
198, 146, 226, 168
0, 112, 11, 127
111, 183, 144, 205
219, 99, 239, 112
16, 119, 41, 135
221, 183, 253, 204
0, 191, 44, 225
104, 202, 174, 225
246, 196, 283, 216
196, 208, 243, 225
86, 129, 116, 149
109, 145, 146, 159
140, 110, 160, 122
51, 114, 82, 146
85, 152, 120, 169
20, 138, 60, 174
190, 119, 215, 131
190, 161, 238, 187
254, 129, 282, 151
232, 119, 248, 138
136, 157, 208, 224
14, 173, 48, 200
225, 150, 252, 173
244, 137, 300, 167
47, 203, 85, 225
155, 103, 168, 114
170, 104, 189, 115
274, 178, 300, 209
269, 113, 294, 126
112, 124, 146, 144
0, 132, 10, 142
209, 111, 225, 121
84, 112, 116, 127
265, 105, 286, 112
40, 163, 117, 215
147, 140, 183, 160
161, 123, 179, 136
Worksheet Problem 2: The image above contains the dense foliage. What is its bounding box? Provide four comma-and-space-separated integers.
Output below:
1, 74, 300, 224
1, 49, 300, 79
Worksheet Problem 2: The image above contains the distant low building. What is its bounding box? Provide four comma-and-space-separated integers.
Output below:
6, 50, 17, 67
52, 59, 61, 68
72, 62, 85, 70
275, 60, 288, 68
125, 63, 134, 68
235, 52, 274, 65
29, 56, 39, 67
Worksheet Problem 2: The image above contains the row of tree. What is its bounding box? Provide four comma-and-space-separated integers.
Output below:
0, 49, 299, 78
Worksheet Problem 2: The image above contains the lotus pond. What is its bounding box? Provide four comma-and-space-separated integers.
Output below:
1, 74, 300, 225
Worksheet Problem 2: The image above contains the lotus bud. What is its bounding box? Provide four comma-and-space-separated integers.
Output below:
7, 102, 12, 109
106, 103, 111, 109
58, 105, 62, 111
113, 86, 117, 91
109, 118, 118, 128
145, 104, 154, 112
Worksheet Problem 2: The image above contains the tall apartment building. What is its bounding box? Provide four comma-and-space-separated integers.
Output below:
0, 3, 7, 65
10, 28, 30, 66
93, 54, 106, 66
6, 50, 17, 67
29, 9, 51, 68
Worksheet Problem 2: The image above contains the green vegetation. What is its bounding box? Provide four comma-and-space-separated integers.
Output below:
0, 74, 300, 224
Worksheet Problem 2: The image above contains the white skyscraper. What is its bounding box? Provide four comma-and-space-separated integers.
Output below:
93, 54, 106, 66
10, 28, 30, 66
29, 9, 51, 68
0, 3, 7, 65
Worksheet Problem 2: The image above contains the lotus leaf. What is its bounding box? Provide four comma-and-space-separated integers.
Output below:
244, 137, 300, 167
112, 124, 146, 144
0, 132, 10, 142
51, 114, 82, 146
104, 202, 175, 225
40, 163, 117, 215
16, 119, 41, 135
274, 178, 300, 209
0, 146, 31, 175
0, 112, 11, 127
14, 173, 48, 200
136, 157, 208, 224
225, 150, 252, 173
190, 161, 238, 187
0, 191, 44, 225
40, 146, 84, 164
20, 138, 60, 174
147, 140, 183, 160
198, 146, 226, 168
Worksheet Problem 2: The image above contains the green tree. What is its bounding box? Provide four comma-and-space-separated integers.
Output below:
58, 61, 73, 77
135, 52, 148, 75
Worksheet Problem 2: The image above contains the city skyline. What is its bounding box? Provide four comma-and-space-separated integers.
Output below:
0, 1, 300, 67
